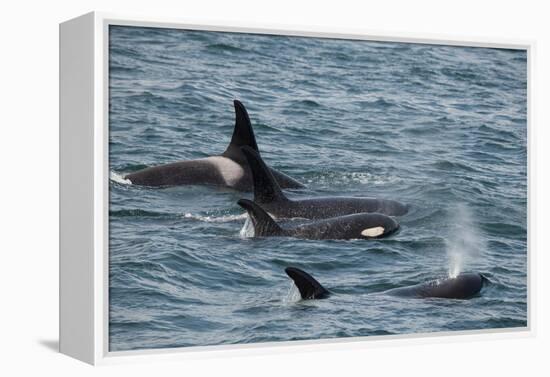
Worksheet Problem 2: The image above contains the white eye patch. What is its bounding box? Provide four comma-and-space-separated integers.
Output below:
361, 226, 385, 238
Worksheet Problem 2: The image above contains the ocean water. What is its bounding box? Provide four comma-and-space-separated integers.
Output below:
108, 26, 528, 352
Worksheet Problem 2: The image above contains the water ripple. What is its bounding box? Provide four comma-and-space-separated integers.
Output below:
108, 26, 528, 351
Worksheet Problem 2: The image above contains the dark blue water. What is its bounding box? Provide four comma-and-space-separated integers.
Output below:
108, 26, 527, 352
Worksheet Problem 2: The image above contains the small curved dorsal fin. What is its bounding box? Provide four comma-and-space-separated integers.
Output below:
223, 100, 259, 159
237, 199, 284, 237
285, 267, 330, 300
241, 146, 288, 204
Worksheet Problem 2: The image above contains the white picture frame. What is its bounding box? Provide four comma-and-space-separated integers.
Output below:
59, 11, 534, 365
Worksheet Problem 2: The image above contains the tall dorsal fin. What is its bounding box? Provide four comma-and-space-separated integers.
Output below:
237, 199, 284, 237
285, 267, 330, 300
223, 100, 259, 159
241, 146, 288, 204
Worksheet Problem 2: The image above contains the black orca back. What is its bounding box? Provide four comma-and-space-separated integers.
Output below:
386, 273, 487, 299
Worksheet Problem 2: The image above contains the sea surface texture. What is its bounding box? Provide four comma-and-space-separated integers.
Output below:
109, 26, 527, 351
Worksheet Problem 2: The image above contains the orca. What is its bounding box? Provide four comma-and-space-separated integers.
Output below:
285, 267, 331, 299
383, 273, 488, 299
124, 100, 304, 191
240, 146, 409, 219
237, 199, 399, 240
285, 267, 487, 300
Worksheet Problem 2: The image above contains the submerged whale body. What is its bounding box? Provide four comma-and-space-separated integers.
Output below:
240, 146, 409, 218
238, 199, 399, 240
124, 100, 304, 191
285, 267, 487, 300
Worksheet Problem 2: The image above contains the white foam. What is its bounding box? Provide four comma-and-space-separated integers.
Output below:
239, 215, 255, 238
282, 281, 302, 304
348, 172, 399, 185
312, 171, 400, 187
183, 212, 248, 223
110, 171, 132, 185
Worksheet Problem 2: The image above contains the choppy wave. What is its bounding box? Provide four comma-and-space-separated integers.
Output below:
110, 209, 174, 218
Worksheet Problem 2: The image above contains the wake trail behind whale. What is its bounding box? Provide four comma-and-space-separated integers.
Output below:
184, 212, 247, 223
445, 204, 485, 278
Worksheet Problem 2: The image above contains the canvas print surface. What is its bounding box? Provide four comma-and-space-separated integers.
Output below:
108, 25, 527, 351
